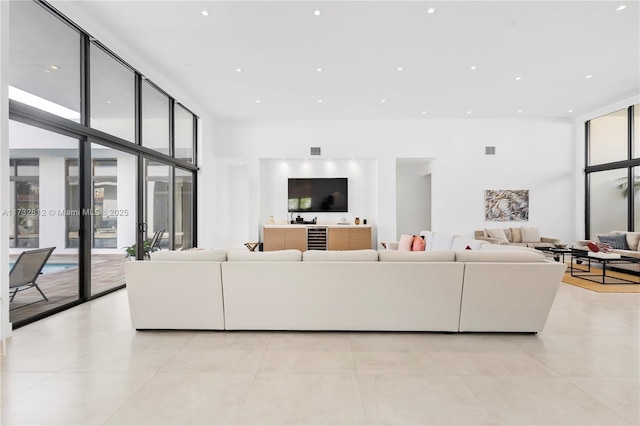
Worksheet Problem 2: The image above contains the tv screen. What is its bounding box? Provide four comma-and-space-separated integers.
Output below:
288, 178, 348, 212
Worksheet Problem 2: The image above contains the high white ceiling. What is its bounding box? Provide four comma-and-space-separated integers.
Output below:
49, 0, 639, 121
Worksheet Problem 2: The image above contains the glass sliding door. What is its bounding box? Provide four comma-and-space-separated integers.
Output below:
90, 144, 137, 295
175, 168, 194, 250
9, 120, 80, 326
145, 160, 170, 249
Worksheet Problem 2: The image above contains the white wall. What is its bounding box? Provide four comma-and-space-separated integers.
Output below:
207, 118, 577, 246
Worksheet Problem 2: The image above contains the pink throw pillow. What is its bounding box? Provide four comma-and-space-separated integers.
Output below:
412, 236, 425, 251
398, 234, 414, 251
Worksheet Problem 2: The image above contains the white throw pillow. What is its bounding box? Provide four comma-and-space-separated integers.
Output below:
485, 228, 509, 244
520, 227, 541, 243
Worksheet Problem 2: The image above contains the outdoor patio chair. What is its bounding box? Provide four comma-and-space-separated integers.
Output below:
9, 247, 55, 303
149, 229, 165, 251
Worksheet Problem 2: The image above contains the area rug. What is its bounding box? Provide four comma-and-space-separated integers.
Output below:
562, 268, 640, 293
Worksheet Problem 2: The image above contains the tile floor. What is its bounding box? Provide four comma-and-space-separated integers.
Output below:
1, 283, 638, 425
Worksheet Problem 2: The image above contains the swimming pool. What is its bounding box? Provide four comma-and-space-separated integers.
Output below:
9, 263, 78, 274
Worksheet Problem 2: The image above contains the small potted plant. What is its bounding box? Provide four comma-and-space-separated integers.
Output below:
124, 239, 155, 260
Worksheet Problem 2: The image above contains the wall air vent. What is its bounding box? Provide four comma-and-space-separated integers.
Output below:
485, 146, 496, 155
310, 147, 321, 156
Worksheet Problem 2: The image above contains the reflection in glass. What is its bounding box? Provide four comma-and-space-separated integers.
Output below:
635, 167, 640, 232
8, 120, 80, 325
589, 169, 628, 238
9, 1, 80, 121
175, 104, 194, 163
634, 105, 640, 159
175, 168, 193, 250
145, 160, 170, 249
90, 43, 136, 142
142, 81, 169, 155
589, 108, 628, 166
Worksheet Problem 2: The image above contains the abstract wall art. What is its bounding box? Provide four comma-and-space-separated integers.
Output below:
485, 189, 529, 221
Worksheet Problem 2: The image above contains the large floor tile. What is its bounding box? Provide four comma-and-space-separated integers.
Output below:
105, 372, 253, 425
258, 350, 355, 373
236, 373, 366, 425
266, 332, 352, 352
442, 351, 560, 376
1, 372, 154, 425
358, 374, 497, 425
349, 331, 439, 352
568, 377, 640, 425
183, 331, 272, 351
0, 371, 54, 406
462, 375, 630, 425
354, 350, 455, 375
161, 348, 265, 373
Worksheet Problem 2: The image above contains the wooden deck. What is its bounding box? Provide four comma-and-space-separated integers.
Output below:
8, 254, 128, 325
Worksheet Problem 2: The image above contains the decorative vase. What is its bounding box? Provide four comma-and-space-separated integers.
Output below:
355, 217, 360, 225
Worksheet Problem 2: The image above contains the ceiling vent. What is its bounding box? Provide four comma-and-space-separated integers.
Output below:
485, 146, 496, 155
310, 147, 321, 156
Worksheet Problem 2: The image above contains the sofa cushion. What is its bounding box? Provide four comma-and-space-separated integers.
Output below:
624, 232, 640, 251
398, 234, 414, 251
412, 235, 426, 251
378, 250, 455, 262
485, 228, 509, 244
227, 249, 302, 262
420, 231, 434, 251
455, 250, 545, 262
303, 249, 379, 262
150, 249, 227, 262
521, 227, 541, 243
510, 227, 523, 243
597, 233, 629, 250
431, 233, 456, 251
452, 237, 486, 251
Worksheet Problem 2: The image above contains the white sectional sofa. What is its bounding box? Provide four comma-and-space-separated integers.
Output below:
124, 246, 566, 333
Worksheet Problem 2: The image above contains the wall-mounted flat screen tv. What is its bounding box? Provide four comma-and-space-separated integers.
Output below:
288, 178, 348, 212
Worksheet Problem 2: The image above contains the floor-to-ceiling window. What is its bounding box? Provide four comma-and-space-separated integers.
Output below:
585, 104, 638, 238
8, 120, 81, 324
8, 0, 198, 328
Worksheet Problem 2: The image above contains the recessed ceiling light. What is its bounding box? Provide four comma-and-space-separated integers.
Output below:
427, 8, 436, 14
316, 68, 323, 72
422, 111, 427, 115
381, 99, 387, 103
314, 10, 321, 16
317, 99, 323, 103
517, 110, 523, 113
470, 65, 477, 70
50, 65, 59, 70
106, 100, 112, 104
568, 109, 574, 113
466, 110, 472, 114
235, 68, 242, 72
44, 69, 51, 73
616, 5, 627, 10
585, 74, 593, 79
255, 100, 261, 103
397, 67, 403, 71
201, 10, 209, 16
515, 76, 522, 81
